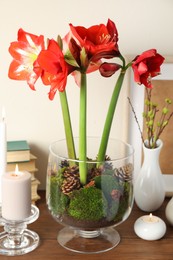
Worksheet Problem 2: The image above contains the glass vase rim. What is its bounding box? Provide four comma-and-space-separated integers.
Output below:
49, 136, 134, 164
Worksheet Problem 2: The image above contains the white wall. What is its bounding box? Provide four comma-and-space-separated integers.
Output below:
0, 0, 172, 189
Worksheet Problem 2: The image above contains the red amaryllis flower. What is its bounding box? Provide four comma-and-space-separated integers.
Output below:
8, 28, 45, 89
37, 39, 68, 100
132, 49, 165, 88
69, 19, 119, 63
63, 33, 102, 86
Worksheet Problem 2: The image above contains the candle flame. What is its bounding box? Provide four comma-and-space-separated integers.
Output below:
149, 213, 153, 220
11, 164, 22, 177
13, 164, 19, 176
142, 213, 159, 223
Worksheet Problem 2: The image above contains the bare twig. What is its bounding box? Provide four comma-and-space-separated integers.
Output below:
157, 111, 173, 138
127, 97, 145, 143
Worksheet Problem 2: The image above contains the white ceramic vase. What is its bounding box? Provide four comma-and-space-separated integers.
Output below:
134, 139, 165, 212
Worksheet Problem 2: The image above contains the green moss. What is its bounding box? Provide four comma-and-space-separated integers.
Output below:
57, 167, 66, 185
50, 176, 69, 215
68, 186, 108, 221
49, 169, 133, 224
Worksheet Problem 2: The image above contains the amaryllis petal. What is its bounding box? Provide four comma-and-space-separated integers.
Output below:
18, 28, 44, 48
9, 42, 31, 61
8, 60, 29, 80
106, 18, 118, 42
8, 60, 38, 90
40, 71, 53, 86
86, 60, 102, 73
99, 62, 121, 77
71, 70, 81, 87
137, 61, 148, 75
132, 66, 141, 84
38, 50, 61, 75
41, 70, 67, 99
48, 75, 67, 99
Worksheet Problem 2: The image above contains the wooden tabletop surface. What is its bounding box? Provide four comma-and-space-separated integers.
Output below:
0, 190, 173, 260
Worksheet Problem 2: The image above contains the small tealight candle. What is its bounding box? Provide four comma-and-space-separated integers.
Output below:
1, 165, 31, 221
134, 213, 166, 241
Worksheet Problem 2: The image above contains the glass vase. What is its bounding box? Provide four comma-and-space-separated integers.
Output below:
134, 139, 165, 212
46, 137, 134, 254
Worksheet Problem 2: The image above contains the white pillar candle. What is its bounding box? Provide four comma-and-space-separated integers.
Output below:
1, 166, 31, 221
0, 107, 7, 204
134, 213, 166, 240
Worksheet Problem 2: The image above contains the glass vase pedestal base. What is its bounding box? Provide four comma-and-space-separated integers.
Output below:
58, 226, 120, 254
0, 205, 39, 256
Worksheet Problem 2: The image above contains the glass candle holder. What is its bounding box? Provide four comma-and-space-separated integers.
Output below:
0, 205, 39, 256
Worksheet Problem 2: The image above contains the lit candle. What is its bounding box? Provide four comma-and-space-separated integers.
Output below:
1, 165, 31, 221
134, 213, 166, 240
0, 107, 7, 204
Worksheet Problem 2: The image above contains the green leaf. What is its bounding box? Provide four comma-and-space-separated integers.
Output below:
57, 35, 63, 50
80, 47, 88, 69
64, 49, 80, 67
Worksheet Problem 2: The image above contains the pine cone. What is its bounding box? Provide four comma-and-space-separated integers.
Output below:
87, 167, 102, 182
61, 176, 81, 195
61, 165, 81, 195
63, 165, 80, 178
60, 160, 69, 168
114, 163, 133, 182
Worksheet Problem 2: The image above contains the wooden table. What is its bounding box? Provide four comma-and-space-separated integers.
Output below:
0, 191, 173, 260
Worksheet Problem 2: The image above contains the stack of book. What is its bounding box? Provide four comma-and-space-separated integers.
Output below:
7, 140, 41, 204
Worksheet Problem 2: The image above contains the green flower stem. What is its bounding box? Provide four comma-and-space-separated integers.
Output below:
79, 73, 87, 185
59, 91, 76, 161
97, 69, 126, 163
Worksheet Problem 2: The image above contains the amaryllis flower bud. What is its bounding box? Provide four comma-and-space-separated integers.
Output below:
99, 62, 121, 77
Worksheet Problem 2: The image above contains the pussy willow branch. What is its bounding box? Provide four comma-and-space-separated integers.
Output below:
156, 111, 173, 138
127, 97, 145, 144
